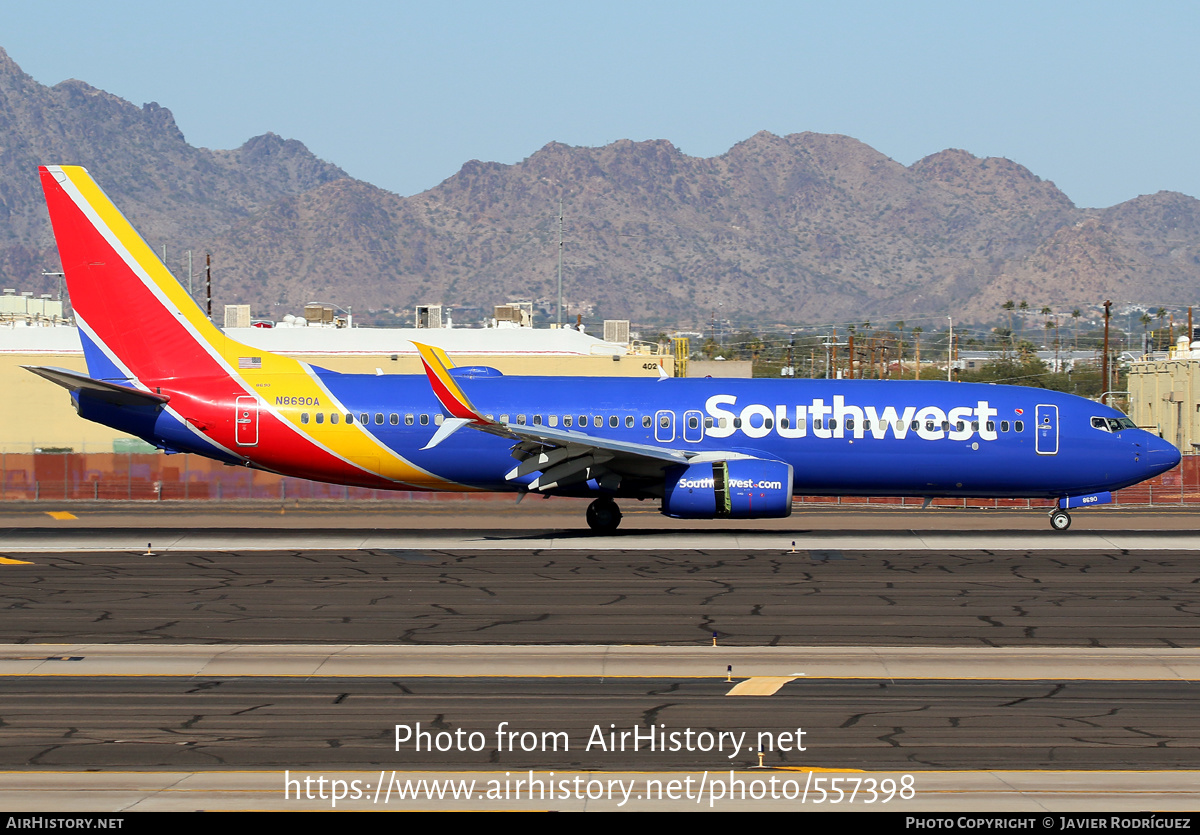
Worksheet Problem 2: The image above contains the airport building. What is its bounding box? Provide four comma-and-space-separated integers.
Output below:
1127, 337, 1200, 453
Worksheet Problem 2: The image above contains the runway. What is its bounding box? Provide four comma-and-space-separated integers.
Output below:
1, 509, 1197, 811
1, 547, 1198, 645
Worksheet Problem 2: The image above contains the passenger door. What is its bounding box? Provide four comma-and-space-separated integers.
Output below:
235, 396, 259, 446
1035, 404, 1058, 455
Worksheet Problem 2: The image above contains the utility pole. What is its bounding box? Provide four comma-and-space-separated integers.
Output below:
186, 250, 193, 296
559, 199, 564, 326
205, 253, 212, 320
947, 316, 953, 382
1101, 300, 1111, 406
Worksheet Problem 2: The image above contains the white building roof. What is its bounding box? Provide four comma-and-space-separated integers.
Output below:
0, 324, 627, 357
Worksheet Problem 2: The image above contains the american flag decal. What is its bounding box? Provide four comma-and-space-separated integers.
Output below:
238, 357, 262, 370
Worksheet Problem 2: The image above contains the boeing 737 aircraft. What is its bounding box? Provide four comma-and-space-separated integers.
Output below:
29, 165, 1181, 532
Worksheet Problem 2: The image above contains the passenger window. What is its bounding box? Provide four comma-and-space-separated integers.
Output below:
814, 418, 823, 429
1015, 420, 1024, 432
940, 421, 948, 431
719, 418, 728, 428
829, 419, 837, 430
549, 415, 558, 427
500, 414, 509, 423
688, 416, 699, 429
594, 416, 603, 428
660, 415, 671, 428
609, 415, 618, 428
420, 414, 429, 426
985, 421, 994, 432
704, 417, 713, 428
300, 413, 309, 424
346, 413, 354, 425
625, 415, 634, 428
564, 416, 573, 427
533, 415, 542, 426
359, 413, 369, 425
434, 414, 444, 425
643, 416, 652, 428
375, 413, 384, 425
863, 419, 871, 430
390, 413, 399, 425
405, 414, 414, 425
315, 413, 324, 424
910, 420, 919, 431
733, 417, 743, 428
1001, 420, 1010, 432
516, 414, 526, 425
971, 421, 979, 432
765, 418, 774, 429
330, 413, 339, 425
781, 418, 790, 429
926, 421, 936, 431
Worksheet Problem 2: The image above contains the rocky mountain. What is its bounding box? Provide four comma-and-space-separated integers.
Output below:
3, 45, 1199, 328
0, 46, 346, 295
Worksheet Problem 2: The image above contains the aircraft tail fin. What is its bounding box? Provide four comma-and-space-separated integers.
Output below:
38, 165, 241, 387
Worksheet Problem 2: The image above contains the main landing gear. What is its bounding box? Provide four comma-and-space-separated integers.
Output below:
1049, 508, 1071, 531
586, 498, 622, 533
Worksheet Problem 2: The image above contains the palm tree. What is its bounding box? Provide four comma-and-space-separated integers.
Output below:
1002, 300, 1015, 335
1071, 308, 1082, 350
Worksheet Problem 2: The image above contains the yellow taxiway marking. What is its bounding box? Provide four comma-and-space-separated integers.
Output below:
0, 557, 32, 565
726, 676, 800, 696
44, 511, 76, 520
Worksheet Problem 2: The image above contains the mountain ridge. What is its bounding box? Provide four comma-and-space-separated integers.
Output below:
2, 46, 1198, 328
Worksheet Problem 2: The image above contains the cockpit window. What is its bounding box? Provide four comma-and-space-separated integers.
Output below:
1093, 416, 1137, 432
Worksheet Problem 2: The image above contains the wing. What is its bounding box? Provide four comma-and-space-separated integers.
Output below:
411, 342, 695, 494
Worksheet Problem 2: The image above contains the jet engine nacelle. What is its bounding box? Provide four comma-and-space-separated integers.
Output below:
662, 458, 794, 519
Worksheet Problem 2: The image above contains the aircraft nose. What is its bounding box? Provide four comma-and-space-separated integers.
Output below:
1139, 434, 1181, 476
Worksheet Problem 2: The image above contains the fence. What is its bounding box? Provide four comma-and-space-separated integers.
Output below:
3, 451, 1200, 507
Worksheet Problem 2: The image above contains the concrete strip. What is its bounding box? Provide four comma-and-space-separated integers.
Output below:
0, 770, 1197, 811
3, 527, 1200, 552
1, 644, 1198, 680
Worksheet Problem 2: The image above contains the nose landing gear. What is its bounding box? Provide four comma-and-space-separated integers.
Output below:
1049, 508, 1071, 531
586, 498, 622, 533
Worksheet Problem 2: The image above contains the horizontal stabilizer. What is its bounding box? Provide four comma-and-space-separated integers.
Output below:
23, 366, 170, 407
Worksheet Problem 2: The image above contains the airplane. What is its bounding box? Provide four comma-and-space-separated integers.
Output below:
28, 165, 1181, 533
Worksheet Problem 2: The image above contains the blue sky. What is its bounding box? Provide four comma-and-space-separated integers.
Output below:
4, 1, 1198, 207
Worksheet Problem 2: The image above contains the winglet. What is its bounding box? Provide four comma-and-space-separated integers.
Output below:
412, 342, 488, 422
